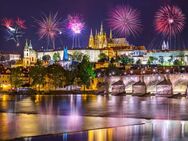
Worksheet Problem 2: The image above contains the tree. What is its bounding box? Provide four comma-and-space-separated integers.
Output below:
173, 59, 183, 66
98, 53, 108, 62
120, 55, 133, 65
72, 51, 84, 62
47, 64, 65, 89
179, 52, 185, 65
158, 56, 164, 66
136, 59, 141, 65
147, 56, 157, 65
77, 55, 95, 90
42, 55, 51, 62
65, 69, 78, 86
29, 61, 46, 91
0, 56, 6, 61
10, 67, 23, 89
168, 56, 173, 65
53, 52, 61, 62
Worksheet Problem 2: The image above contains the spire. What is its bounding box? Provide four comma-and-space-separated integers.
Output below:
110, 29, 113, 39
90, 29, 93, 37
89, 29, 95, 48
95, 29, 98, 35
29, 40, 32, 49
162, 40, 166, 50
24, 39, 29, 49
63, 46, 69, 61
100, 22, 103, 34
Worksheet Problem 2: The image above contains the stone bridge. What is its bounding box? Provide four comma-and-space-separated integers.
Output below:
107, 73, 188, 94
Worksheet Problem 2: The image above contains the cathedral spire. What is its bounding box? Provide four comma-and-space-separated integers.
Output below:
89, 29, 95, 48
90, 29, 93, 37
95, 29, 98, 36
110, 29, 113, 39
100, 22, 103, 34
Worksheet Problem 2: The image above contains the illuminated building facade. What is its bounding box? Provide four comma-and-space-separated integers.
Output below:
23, 40, 37, 66
0, 68, 11, 91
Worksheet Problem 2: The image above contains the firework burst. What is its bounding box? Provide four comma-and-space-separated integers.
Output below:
1, 17, 25, 46
155, 5, 186, 37
16, 17, 26, 29
2, 18, 13, 28
67, 15, 85, 34
108, 5, 142, 37
36, 13, 62, 48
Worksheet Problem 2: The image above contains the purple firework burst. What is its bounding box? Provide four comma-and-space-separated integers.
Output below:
108, 5, 142, 37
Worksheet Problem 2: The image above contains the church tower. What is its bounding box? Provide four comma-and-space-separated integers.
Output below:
63, 47, 69, 61
95, 23, 107, 49
23, 40, 29, 58
23, 40, 37, 66
29, 40, 33, 49
88, 29, 95, 48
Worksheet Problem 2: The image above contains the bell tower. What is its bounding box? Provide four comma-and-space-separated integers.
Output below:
23, 40, 37, 66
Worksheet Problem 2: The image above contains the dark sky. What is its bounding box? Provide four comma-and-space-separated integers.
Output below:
0, 0, 188, 53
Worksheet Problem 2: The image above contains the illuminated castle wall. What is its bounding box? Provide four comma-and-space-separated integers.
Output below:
37, 49, 101, 62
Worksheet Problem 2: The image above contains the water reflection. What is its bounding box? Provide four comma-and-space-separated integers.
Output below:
1, 94, 188, 119
0, 113, 144, 140
24, 120, 188, 141
1, 94, 188, 140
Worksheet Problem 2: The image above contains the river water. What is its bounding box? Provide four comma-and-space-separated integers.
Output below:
0, 94, 188, 140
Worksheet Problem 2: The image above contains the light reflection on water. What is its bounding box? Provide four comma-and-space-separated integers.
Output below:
1, 94, 188, 140
1, 94, 188, 119
21, 120, 188, 141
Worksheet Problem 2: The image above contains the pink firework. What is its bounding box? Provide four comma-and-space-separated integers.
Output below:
67, 15, 84, 34
16, 17, 26, 29
2, 18, 13, 28
155, 5, 186, 37
108, 5, 142, 37
37, 13, 61, 41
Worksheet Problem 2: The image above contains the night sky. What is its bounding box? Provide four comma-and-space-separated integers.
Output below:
0, 0, 188, 53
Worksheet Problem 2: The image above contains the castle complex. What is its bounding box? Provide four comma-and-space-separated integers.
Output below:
88, 24, 130, 49
23, 24, 146, 66
20, 24, 188, 67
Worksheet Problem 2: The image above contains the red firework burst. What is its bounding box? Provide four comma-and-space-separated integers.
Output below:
37, 13, 61, 41
16, 17, 26, 29
2, 18, 13, 28
108, 5, 142, 37
155, 5, 186, 37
